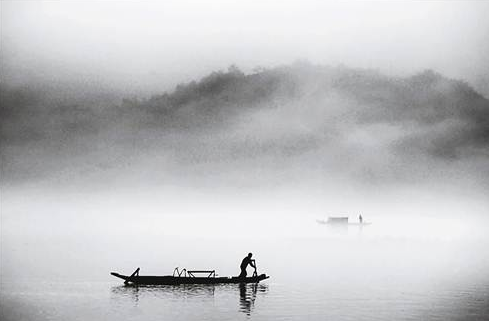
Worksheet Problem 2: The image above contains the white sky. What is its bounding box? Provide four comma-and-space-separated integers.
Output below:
1, 0, 489, 93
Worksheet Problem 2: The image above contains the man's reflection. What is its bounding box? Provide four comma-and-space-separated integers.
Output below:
239, 283, 254, 315
239, 283, 268, 316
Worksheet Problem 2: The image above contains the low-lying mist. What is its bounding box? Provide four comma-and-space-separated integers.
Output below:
2, 63, 488, 188
1, 62, 488, 250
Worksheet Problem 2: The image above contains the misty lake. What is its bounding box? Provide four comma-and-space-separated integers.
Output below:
2, 191, 489, 321
3, 1, 489, 320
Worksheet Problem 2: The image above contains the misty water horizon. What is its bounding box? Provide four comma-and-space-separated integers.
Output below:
2, 61, 489, 254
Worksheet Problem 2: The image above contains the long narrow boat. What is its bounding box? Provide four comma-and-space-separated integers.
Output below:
111, 268, 269, 285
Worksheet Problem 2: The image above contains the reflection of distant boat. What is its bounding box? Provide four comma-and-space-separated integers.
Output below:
316, 216, 371, 226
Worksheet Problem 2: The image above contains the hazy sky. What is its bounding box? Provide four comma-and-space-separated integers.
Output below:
2, 0, 489, 94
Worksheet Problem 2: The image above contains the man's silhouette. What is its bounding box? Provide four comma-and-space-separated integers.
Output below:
239, 253, 255, 278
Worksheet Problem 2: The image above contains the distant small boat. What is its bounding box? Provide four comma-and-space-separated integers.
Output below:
316, 216, 371, 226
111, 268, 269, 285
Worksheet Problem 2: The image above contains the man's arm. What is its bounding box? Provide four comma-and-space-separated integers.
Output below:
250, 259, 256, 268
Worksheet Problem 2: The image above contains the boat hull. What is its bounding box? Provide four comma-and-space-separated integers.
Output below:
111, 272, 269, 285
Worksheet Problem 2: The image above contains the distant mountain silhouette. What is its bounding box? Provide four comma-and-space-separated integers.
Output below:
1, 62, 488, 184
120, 63, 489, 157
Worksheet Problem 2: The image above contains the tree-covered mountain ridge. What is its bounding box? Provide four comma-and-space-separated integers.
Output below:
122, 63, 489, 156
1, 62, 488, 184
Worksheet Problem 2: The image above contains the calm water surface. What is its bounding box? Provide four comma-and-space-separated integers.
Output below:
1, 276, 488, 321
2, 231, 489, 321
2, 202, 489, 320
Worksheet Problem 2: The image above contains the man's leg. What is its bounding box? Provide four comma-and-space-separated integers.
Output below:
239, 268, 247, 278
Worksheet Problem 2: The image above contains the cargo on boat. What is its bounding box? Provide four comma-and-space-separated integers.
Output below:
111, 267, 269, 285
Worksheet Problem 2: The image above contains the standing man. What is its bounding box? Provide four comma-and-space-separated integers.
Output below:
239, 253, 255, 278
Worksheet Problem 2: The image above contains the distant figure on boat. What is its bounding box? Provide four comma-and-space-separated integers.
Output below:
239, 253, 256, 278
359, 214, 363, 224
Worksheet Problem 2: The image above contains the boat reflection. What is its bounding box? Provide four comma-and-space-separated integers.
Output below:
239, 283, 268, 316
111, 284, 141, 304
111, 284, 216, 301
111, 282, 268, 315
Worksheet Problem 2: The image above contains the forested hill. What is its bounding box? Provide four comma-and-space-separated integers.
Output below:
1, 63, 488, 185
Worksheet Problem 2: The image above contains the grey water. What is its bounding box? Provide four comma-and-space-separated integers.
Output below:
2, 213, 489, 321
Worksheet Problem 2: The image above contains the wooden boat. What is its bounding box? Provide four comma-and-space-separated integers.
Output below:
111, 268, 269, 285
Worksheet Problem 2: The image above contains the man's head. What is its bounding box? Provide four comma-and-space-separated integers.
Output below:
248, 253, 252, 258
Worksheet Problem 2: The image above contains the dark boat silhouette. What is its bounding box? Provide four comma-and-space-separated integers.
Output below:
111, 267, 269, 285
